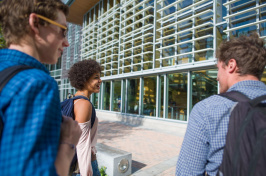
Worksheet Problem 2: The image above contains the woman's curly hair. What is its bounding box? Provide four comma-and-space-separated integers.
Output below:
68, 60, 101, 90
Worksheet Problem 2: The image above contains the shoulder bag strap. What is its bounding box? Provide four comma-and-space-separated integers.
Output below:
250, 94, 266, 107
0, 65, 33, 92
90, 103, 96, 128
0, 65, 33, 139
219, 90, 250, 102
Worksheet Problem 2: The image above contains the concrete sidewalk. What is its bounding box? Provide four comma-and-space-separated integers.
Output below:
96, 111, 187, 176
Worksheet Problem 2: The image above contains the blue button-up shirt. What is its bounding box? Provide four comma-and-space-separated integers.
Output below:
0, 49, 62, 176
176, 80, 266, 176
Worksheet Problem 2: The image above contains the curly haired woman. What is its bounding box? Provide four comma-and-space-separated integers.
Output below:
68, 60, 102, 176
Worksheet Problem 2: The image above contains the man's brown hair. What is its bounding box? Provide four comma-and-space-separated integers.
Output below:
216, 33, 266, 80
0, 0, 69, 46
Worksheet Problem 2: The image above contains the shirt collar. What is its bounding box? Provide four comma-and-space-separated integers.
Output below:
228, 80, 266, 92
0, 49, 49, 74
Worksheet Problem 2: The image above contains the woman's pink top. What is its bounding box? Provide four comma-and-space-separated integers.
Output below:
76, 116, 98, 176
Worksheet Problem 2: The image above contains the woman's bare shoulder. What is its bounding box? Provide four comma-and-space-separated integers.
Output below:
74, 99, 92, 123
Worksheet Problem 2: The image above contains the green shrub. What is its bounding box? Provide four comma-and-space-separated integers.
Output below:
99, 166, 107, 176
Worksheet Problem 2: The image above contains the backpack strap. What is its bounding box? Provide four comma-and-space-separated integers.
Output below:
72, 96, 96, 128
0, 65, 33, 139
219, 91, 250, 102
91, 103, 96, 128
0, 65, 33, 92
250, 94, 266, 107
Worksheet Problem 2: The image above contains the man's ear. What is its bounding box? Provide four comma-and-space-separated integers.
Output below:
28, 13, 40, 35
227, 58, 237, 73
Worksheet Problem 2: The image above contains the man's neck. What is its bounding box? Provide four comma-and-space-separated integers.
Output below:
229, 74, 259, 88
9, 37, 40, 62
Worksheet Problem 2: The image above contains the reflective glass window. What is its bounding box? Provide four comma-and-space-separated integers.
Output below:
231, 0, 255, 14
92, 93, 99, 109
113, 80, 121, 112
127, 78, 140, 114
229, 1, 256, 37
95, 5, 99, 20
122, 80, 126, 113
103, 81, 110, 110
168, 73, 188, 121
163, 0, 175, 7
104, 0, 108, 13
179, 0, 192, 9
191, 69, 217, 107
260, 23, 266, 37
177, 54, 192, 64
160, 75, 164, 118
91, 9, 94, 22
110, 0, 114, 9
231, 26, 257, 38
260, 0, 266, 4
142, 76, 157, 116
162, 57, 175, 67
163, 6, 176, 16
216, 24, 227, 48
216, 0, 227, 23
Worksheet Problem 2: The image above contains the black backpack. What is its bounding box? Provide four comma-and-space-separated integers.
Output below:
217, 91, 266, 176
0, 65, 33, 139
60, 96, 96, 173
60, 95, 95, 127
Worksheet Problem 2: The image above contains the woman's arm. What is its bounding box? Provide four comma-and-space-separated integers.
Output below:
74, 99, 94, 176
74, 99, 92, 123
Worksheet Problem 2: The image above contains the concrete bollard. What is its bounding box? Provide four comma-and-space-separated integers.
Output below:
96, 143, 132, 176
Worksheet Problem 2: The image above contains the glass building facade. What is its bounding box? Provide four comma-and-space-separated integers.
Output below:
61, 0, 266, 122
45, 57, 63, 92
46, 23, 83, 101
60, 23, 83, 101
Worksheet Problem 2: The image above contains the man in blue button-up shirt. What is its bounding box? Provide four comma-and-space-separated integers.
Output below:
0, 1, 81, 176
176, 33, 266, 176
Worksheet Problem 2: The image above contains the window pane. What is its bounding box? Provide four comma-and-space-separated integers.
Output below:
168, 73, 187, 121
110, 0, 114, 9
143, 76, 156, 116
92, 93, 98, 109
127, 78, 140, 114
113, 80, 121, 112
104, 0, 108, 13
91, 9, 94, 22
191, 69, 217, 107
122, 80, 126, 113
216, 0, 227, 23
160, 75, 164, 118
103, 81, 110, 110
56, 57, 62, 69
216, 24, 227, 49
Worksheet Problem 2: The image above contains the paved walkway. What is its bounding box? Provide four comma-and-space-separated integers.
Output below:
96, 111, 187, 176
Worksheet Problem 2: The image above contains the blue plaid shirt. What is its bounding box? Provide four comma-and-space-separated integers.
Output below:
0, 49, 62, 176
176, 80, 266, 176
